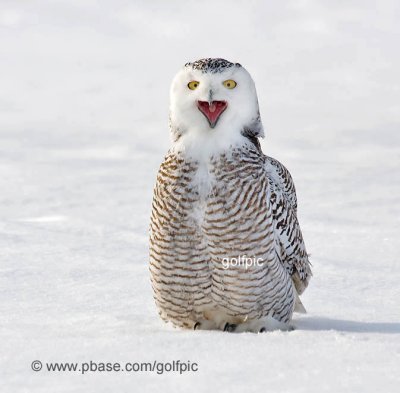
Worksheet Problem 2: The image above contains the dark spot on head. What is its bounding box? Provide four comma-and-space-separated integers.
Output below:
185, 58, 241, 74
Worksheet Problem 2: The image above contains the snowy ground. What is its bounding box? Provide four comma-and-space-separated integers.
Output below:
1, 1, 400, 392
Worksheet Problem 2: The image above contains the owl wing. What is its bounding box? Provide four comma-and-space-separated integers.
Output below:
265, 156, 312, 302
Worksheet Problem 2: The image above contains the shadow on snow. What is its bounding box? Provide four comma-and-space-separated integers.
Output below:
295, 316, 400, 334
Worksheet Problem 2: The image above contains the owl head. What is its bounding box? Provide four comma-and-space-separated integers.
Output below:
169, 58, 264, 156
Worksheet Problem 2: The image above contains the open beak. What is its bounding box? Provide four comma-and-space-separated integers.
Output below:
197, 100, 227, 128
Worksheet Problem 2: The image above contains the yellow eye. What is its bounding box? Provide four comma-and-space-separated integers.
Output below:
223, 79, 237, 89
188, 81, 200, 90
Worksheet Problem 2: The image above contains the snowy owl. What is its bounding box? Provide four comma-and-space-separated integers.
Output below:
150, 58, 311, 332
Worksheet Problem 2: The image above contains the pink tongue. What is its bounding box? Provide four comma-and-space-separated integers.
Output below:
197, 100, 227, 127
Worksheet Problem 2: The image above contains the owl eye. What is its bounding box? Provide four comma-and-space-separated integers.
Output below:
188, 81, 200, 90
223, 79, 237, 89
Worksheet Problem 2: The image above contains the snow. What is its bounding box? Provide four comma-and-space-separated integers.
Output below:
1, 1, 400, 392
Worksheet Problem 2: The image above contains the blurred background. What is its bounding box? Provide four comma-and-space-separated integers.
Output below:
1, 0, 400, 135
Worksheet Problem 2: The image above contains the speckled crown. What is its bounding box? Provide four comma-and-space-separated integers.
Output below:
185, 58, 241, 74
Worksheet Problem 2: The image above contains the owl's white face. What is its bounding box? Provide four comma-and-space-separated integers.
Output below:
169, 59, 263, 158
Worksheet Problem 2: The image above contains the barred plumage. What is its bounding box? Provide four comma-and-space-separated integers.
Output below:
149, 58, 311, 332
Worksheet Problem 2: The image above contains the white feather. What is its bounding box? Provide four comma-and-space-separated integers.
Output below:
169, 63, 264, 160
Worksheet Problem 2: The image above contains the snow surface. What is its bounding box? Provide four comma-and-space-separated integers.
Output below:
1, 1, 400, 392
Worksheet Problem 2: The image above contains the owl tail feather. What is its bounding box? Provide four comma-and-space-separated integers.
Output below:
294, 291, 307, 314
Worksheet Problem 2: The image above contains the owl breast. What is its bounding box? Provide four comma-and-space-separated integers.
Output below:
149, 145, 295, 329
